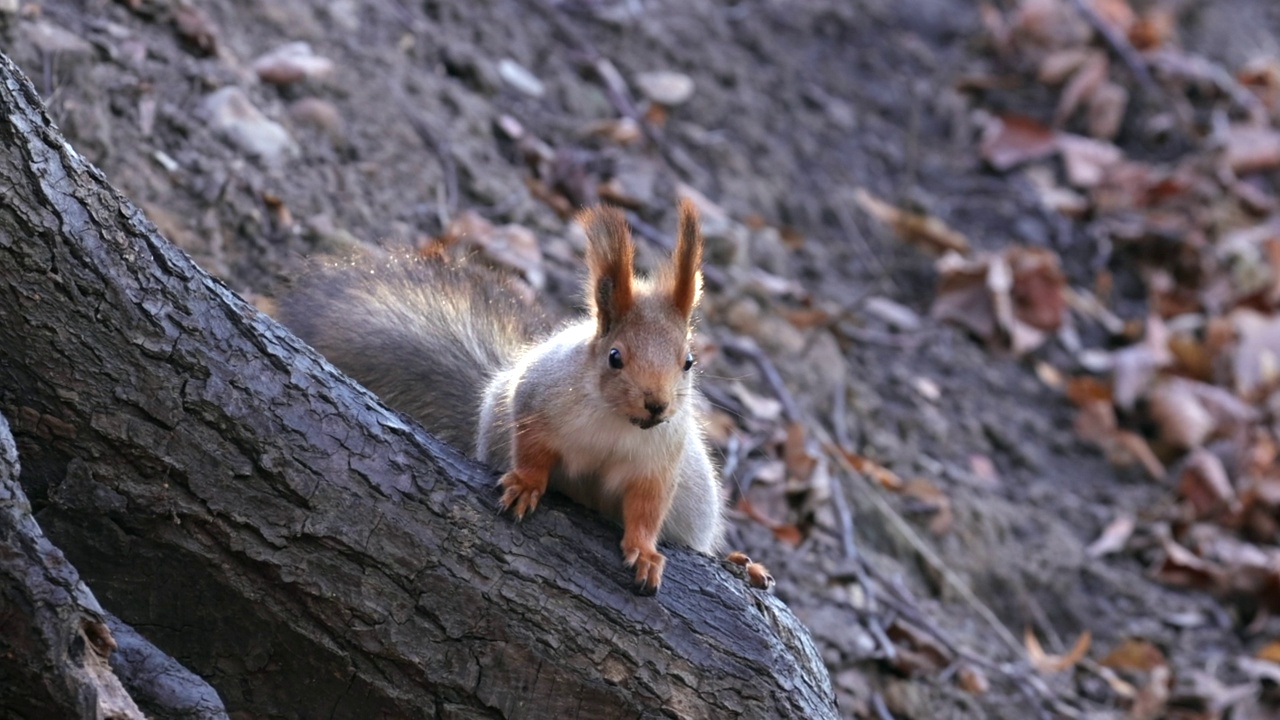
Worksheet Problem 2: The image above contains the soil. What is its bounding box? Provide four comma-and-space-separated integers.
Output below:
5, 0, 1278, 717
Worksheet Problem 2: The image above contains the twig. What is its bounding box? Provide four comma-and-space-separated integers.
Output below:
1068, 0, 1157, 96
720, 336, 800, 423
401, 110, 458, 228
828, 446, 1025, 659
530, 0, 709, 186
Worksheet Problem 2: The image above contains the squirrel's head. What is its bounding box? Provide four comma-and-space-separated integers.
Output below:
580, 200, 703, 430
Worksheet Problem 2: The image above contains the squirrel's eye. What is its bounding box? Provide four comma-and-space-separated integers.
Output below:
608, 347, 624, 369
683, 352, 694, 372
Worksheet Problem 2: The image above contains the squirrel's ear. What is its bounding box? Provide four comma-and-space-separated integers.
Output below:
670, 198, 703, 318
579, 205, 635, 336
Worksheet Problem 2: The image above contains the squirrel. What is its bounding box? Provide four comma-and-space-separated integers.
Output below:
278, 199, 725, 594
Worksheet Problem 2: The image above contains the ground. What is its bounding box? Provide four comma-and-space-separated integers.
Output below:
5, 0, 1280, 717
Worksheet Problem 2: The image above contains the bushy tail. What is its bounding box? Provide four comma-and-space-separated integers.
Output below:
277, 253, 541, 452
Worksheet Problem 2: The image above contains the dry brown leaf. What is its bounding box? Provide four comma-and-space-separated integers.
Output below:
1177, 449, 1237, 518
1086, 514, 1136, 558
1114, 431, 1166, 480
1153, 534, 1220, 591
1055, 52, 1109, 127
1087, 81, 1128, 139
1099, 637, 1167, 672
956, 664, 990, 695
1128, 8, 1175, 50
1009, 246, 1067, 331
901, 477, 953, 535
1090, 0, 1136, 33
1230, 309, 1280, 397
783, 422, 818, 484
1065, 375, 1113, 406
886, 619, 953, 674
854, 189, 971, 255
980, 114, 1059, 171
1226, 125, 1280, 175
735, 497, 804, 546
1130, 664, 1171, 720
1239, 56, 1280, 114
1026, 629, 1092, 674
932, 252, 1000, 342
1111, 315, 1171, 410
445, 210, 546, 289
729, 381, 784, 423
837, 447, 904, 491
1039, 47, 1094, 84
1149, 379, 1216, 450
1256, 640, 1280, 664
1058, 133, 1125, 188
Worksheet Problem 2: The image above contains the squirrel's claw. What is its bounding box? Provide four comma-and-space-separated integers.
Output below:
622, 543, 665, 596
498, 470, 543, 519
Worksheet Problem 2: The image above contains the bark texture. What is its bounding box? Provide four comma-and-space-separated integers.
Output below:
0, 52, 837, 718
0, 412, 143, 720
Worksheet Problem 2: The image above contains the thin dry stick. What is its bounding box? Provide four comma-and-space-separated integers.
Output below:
720, 336, 800, 423
1067, 0, 1157, 96
827, 447, 1025, 659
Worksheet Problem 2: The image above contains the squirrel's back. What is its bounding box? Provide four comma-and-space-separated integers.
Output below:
277, 253, 541, 451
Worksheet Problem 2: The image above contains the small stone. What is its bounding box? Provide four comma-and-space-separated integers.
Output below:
199, 87, 299, 166
635, 71, 694, 106
497, 58, 545, 98
288, 97, 344, 139
27, 20, 94, 57
252, 42, 334, 86
862, 296, 922, 332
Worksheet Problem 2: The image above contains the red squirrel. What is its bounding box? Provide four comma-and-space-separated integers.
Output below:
280, 200, 724, 594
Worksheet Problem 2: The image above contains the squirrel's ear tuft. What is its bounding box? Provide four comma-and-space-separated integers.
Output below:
670, 198, 703, 318
579, 205, 635, 336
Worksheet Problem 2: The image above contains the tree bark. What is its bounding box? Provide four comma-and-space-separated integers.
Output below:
0, 411, 143, 720
0, 52, 837, 719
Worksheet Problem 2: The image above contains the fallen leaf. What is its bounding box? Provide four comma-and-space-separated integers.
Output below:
783, 422, 818, 484
1177, 449, 1237, 518
1256, 640, 1280, 664
1058, 133, 1125, 188
1099, 637, 1167, 672
735, 497, 804, 546
1055, 52, 1109, 127
980, 114, 1059, 171
1230, 309, 1280, 397
173, 4, 219, 57
1111, 315, 1171, 410
887, 619, 953, 674
1148, 378, 1216, 450
901, 477, 953, 535
854, 189, 970, 255
729, 381, 784, 423
1086, 514, 1135, 558
1087, 81, 1128, 139
1226, 125, 1280, 174
955, 664, 990, 695
835, 447, 904, 490
1026, 629, 1092, 674
1009, 246, 1067, 331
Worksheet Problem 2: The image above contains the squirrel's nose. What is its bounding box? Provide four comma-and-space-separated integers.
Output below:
644, 400, 668, 417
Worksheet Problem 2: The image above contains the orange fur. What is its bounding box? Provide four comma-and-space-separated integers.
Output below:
579, 206, 635, 336
670, 198, 704, 318
620, 476, 674, 594
498, 421, 560, 519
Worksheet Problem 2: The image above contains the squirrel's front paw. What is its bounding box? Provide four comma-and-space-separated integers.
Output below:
621, 542, 666, 596
498, 470, 544, 519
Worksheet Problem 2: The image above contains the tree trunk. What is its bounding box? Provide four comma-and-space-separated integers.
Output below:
0, 52, 837, 719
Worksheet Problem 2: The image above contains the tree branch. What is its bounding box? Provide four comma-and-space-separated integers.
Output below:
0, 52, 836, 718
